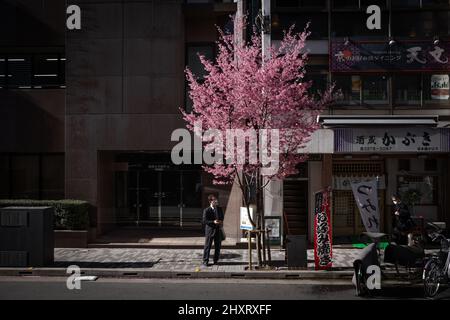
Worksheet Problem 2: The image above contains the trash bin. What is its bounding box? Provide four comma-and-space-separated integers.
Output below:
286, 235, 307, 268
0, 207, 54, 267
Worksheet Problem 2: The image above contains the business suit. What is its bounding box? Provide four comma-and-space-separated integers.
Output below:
202, 205, 224, 264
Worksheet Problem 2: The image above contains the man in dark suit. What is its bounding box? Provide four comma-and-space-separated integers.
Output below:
202, 194, 224, 266
392, 194, 415, 245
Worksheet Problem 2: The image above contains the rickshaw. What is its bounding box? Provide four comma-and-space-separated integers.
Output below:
353, 219, 430, 297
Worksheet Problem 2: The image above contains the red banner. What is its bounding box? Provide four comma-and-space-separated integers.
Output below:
314, 187, 333, 270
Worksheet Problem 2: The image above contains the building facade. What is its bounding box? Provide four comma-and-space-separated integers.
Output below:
1, 0, 449, 245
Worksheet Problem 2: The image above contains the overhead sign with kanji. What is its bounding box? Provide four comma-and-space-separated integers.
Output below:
331, 41, 450, 72
335, 128, 450, 153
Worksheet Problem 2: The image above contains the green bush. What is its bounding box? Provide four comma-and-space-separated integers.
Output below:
0, 199, 90, 230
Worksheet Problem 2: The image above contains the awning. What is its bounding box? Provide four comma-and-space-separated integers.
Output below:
317, 115, 439, 127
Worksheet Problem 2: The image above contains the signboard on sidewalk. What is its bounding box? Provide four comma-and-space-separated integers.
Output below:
351, 179, 380, 233
240, 207, 254, 230
314, 188, 333, 270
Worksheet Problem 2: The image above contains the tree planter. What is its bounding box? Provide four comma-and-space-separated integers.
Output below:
54, 230, 88, 248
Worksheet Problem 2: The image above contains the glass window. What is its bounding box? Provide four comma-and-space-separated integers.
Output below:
423, 74, 450, 106
272, 13, 328, 40
185, 44, 214, 113
41, 154, 64, 200
331, 12, 388, 38
276, 0, 327, 8
0, 56, 5, 89
360, 0, 387, 8
305, 73, 328, 99
333, 75, 361, 105
397, 175, 437, 205
333, 0, 359, 9
7, 55, 32, 89
422, 0, 450, 7
33, 54, 60, 88
0, 155, 10, 198
392, 11, 450, 38
362, 75, 388, 104
11, 155, 39, 199
394, 75, 421, 105
392, 0, 420, 7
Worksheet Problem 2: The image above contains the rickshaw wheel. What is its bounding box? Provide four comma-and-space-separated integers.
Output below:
355, 265, 368, 297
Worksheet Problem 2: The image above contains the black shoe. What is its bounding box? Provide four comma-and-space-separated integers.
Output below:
202, 262, 209, 267
213, 260, 219, 265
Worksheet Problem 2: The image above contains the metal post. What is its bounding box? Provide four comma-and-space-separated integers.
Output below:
248, 231, 252, 270
136, 170, 140, 226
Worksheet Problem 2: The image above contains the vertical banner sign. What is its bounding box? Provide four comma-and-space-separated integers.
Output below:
351, 179, 380, 233
314, 188, 333, 270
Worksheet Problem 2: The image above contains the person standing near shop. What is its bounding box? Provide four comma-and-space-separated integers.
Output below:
202, 194, 224, 266
391, 194, 415, 245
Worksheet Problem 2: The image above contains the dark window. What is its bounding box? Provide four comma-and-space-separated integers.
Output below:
275, 0, 327, 8
0, 56, 5, 89
392, 0, 420, 8
333, 0, 359, 9
398, 159, 410, 171
424, 159, 438, 171
394, 75, 421, 105
362, 75, 388, 104
1, 154, 64, 200
334, 74, 388, 105
272, 13, 328, 40
334, 75, 361, 105
392, 11, 450, 38
0, 54, 65, 89
185, 44, 214, 113
0, 155, 10, 198
422, 0, 450, 7
305, 73, 328, 99
8, 55, 32, 89
11, 155, 39, 199
41, 154, 65, 200
33, 54, 60, 88
360, 0, 387, 8
331, 12, 388, 38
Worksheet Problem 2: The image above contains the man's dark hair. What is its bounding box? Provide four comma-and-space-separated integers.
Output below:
208, 194, 217, 202
391, 193, 401, 200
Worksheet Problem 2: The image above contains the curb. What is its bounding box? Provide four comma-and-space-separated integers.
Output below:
0, 268, 355, 280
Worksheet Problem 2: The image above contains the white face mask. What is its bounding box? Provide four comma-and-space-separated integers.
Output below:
393, 200, 398, 205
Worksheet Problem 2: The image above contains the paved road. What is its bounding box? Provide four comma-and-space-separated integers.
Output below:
0, 277, 449, 300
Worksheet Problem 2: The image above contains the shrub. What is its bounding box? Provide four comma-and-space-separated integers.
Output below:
0, 199, 90, 230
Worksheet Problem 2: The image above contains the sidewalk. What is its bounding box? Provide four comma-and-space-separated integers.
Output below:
0, 247, 360, 280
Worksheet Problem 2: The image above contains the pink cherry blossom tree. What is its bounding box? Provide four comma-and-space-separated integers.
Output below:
182, 22, 334, 267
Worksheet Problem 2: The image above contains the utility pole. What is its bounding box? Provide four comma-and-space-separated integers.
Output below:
261, 0, 271, 267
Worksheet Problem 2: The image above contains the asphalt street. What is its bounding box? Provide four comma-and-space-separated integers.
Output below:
0, 277, 449, 300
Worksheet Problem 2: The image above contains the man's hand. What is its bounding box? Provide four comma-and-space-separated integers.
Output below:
214, 220, 223, 225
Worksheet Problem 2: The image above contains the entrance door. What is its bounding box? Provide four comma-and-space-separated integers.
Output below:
118, 168, 202, 227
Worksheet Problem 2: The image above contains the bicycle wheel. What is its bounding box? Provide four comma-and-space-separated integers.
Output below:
423, 259, 441, 298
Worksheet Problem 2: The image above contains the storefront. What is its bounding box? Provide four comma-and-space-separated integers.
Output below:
323, 123, 450, 239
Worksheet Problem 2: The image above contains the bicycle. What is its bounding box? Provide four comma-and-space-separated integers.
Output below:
423, 223, 450, 298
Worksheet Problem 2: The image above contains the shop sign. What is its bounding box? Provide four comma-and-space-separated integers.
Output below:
314, 188, 333, 270
333, 175, 385, 190
351, 179, 380, 233
335, 128, 450, 153
431, 75, 449, 100
331, 41, 450, 72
